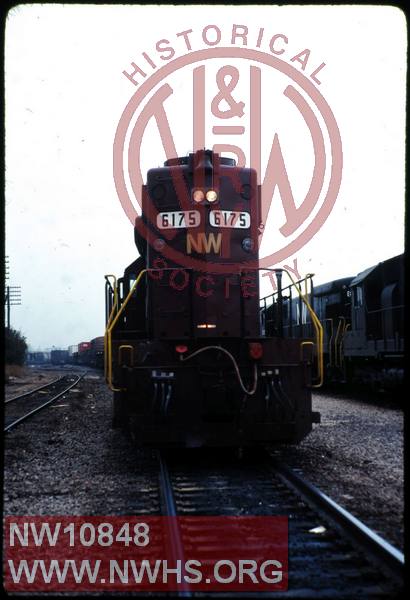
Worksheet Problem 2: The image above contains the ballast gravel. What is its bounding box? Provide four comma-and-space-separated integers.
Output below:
3, 372, 403, 552
270, 390, 403, 550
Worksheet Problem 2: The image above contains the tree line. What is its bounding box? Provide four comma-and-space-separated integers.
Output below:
5, 327, 28, 365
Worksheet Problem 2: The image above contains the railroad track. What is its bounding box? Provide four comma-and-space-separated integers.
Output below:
4, 374, 85, 432
5, 376, 65, 403
157, 450, 403, 598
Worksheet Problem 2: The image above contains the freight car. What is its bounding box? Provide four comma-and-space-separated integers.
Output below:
89, 337, 104, 369
278, 254, 404, 392
26, 352, 49, 365
68, 339, 104, 369
50, 349, 69, 365
76, 341, 92, 365
68, 344, 78, 361
104, 149, 322, 447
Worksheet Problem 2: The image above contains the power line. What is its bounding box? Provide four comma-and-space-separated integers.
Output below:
5, 285, 22, 328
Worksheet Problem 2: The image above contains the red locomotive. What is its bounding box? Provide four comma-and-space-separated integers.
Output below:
105, 150, 322, 446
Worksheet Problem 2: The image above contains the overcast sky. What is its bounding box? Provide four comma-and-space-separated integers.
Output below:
5, 4, 406, 350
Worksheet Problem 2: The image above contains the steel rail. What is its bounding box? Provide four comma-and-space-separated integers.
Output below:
4, 374, 85, 432
272, 459, 404, 579
5, 376, 65, 404
158, 453, 192, 598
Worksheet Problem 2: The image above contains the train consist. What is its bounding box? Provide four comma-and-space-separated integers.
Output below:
69, 339, 104, 368
277, 253, 404, 392
26, 337, 104, 369
105, 149, 322, 447
26, 351, 51, 365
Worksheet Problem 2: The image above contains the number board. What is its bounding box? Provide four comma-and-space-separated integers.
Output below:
157, 211, 200, 229
156, 210, 251, 229
210, 210, 251, 229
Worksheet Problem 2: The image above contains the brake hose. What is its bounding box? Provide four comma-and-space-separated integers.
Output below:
179, 345, 258, 396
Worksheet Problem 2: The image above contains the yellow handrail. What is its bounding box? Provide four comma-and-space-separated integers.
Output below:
104, 268, 322, 389
105, 270, 147, 391
282, 271, 324, 387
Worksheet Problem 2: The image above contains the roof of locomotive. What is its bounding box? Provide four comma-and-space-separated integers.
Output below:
350, 253, 404, 286
163, 150, 236, 168
314, 276, 354, 296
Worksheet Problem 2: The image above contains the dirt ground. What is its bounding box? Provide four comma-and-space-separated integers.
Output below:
5, 366, 69, 400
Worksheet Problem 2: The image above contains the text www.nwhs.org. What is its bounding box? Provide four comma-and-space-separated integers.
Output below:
8, 558, 284, 585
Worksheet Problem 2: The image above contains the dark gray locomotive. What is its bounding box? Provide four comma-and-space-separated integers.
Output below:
105, 150, 321, 447
279, 254, 404, 393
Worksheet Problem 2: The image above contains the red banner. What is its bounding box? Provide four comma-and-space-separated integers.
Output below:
4, 516, 288, 591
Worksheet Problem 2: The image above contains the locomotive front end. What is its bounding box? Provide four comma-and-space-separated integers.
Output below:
105, 149, 321, 447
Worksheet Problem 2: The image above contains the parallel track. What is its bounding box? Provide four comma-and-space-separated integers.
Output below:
4, 374, 85, 432
5, 376, 64, 404
273, 460, 404, 578
157, 451, 403, 598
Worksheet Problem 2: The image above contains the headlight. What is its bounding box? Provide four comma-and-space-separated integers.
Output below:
206, 190, 218, 203
192, 189, 205, 203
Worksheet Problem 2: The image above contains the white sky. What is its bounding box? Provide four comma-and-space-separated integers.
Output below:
5, 4, 406, 350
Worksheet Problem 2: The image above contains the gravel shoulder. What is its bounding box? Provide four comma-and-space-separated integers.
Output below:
4, 373, 159, 516
270, 391, 404, 550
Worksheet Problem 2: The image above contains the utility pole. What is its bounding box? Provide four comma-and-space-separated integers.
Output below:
4, 257, 22, 329
6, 287, 9, 328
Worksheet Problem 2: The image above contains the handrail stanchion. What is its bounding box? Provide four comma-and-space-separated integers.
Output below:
282, 271, 324, 388
104, 275, 118, 382
259, 269, 323, 387
105, 270, 147, 392
333, 318, 343, 368
275, 270, 283, 337
324, 318, 334, 367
